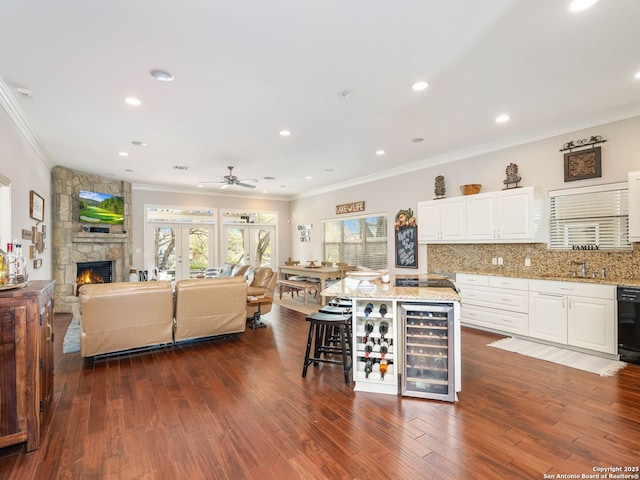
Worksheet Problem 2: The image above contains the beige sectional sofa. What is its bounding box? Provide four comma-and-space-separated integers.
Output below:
78, 275, 249, 357
78, 281, 175, 357
174, 276, 247, 342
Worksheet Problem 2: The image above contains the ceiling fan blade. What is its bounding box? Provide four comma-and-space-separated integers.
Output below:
220, 184, 230, 189
236, 182, 257, 189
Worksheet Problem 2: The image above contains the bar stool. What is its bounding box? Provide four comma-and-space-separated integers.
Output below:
302, 312, 353, 384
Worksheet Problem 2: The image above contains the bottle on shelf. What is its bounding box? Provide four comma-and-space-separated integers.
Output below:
379, 303, 388, 318
14, 242, 27, 283
5, 243, 17, 285
364, 319, 374, 335
379, 320, 389, 337
364, 359, 373, 378
364, 302, 374, 317
0, 246, 7, 285
379, 358, 388, 379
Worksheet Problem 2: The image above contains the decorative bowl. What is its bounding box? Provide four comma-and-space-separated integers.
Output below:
346, 271, 383, 291
460, 184, 482, 195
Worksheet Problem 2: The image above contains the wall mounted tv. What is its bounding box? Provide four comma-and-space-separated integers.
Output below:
78, 190, 125, 225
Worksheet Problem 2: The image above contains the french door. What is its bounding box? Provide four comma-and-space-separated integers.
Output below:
151, 224, 215, 281
222, 225, 275, 269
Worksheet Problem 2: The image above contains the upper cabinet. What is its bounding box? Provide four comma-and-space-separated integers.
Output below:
629, 171, 640, 241
418, 186, 545, 244
417, 197, 465, 243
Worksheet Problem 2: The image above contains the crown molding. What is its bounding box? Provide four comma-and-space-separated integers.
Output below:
0, 76, 53, 168
132, 182, 291, 202
294, 104, 640, 200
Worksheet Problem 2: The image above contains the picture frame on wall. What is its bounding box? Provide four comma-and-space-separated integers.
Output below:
564, 147, 602, 182
30, 190, 45, 222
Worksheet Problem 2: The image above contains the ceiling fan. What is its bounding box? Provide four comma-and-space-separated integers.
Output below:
204, 166, 257, 189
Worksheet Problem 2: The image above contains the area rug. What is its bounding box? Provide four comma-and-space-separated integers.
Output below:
488, 337, 626, 377
273, 292, 321, 315
63, 316, 81, 354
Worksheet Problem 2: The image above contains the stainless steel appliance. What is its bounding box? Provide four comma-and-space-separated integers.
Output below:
618, 286, 640, 365
400, 303, 456, 402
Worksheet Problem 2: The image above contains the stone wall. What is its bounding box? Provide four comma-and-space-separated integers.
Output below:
51, 166, 132, 313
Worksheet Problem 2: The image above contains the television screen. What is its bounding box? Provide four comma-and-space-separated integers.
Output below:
78, 190, 125, 225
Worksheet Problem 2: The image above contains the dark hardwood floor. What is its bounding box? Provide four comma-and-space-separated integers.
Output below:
1, 304, 639, 479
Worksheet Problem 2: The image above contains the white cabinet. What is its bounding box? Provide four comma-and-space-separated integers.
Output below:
417, 198, 465, 243
457, 274, 529, 336
465, 186, 545, 243
629, 171, 640, 241
528, 280, 616, 354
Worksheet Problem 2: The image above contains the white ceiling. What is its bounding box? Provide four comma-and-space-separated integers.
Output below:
1, 0, 640, 199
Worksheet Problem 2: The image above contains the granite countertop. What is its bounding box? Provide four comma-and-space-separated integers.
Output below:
321, 276, 460, 301
454, 270, 640, 287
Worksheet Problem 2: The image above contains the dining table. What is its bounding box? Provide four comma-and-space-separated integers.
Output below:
277, 264, 346, 305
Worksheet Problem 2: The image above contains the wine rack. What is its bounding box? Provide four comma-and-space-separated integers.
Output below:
353, 299, 398, 395
401, 303, 456, 402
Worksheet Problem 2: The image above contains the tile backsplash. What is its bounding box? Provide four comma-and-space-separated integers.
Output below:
426, 243, 639, 281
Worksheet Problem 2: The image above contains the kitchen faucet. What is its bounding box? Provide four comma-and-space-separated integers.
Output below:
570, 260, 586, 278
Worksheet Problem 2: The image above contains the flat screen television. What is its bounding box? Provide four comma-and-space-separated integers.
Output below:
78, 190, 125, 225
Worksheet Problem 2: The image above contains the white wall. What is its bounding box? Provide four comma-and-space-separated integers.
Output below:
0, 106, 52, 280
131, 187, 291, 269
290, 116, 640, 274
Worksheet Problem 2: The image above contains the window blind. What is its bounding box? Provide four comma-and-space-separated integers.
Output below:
322, 214, 388, 269
549, 183, 630, 251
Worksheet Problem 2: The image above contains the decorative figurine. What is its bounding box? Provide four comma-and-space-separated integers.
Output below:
503, 163, 521, 189
394, 208, 416, 230
434, 175, 446, 199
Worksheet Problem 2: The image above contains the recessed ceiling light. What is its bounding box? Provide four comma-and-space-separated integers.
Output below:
495, 114, 511, 123
261, 190, 268, 194
131, 141, 148, 147
124, 97, 141, 106
376, 150, 386, 155
173, 165, 189, 171
263, 176, 275, 180
338, 90, 351, 98
279, 130, 291, 136
635, 71, 640, 79
412, 81, 429, 91
411, 138, 424, 143
325, 168, 334, 172
305, 176, 312, 180
569, 0, 598, 12
125, 169, 135, 172
150, 70, 174, 82
118, 151, 129, 157
197, 184, 204, 188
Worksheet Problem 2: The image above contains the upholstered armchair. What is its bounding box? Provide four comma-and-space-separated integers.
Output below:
246, 266, 278, 319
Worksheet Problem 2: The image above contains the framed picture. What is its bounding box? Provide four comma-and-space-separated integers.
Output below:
30, 244, 37, 259
30, 190, 45, 222
564, 147, 602, 182
33, 258, 42, 269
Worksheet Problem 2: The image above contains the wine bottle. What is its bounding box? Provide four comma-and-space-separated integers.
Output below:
379, 358, 388, 379
364, 319, 374, 335
379, 303, 388, 318
364, 340, 374, 356
364, 359, 373, 378
364, 302, 374, 317
379, 320, 389, 337
0, 246, 7, 286
379, 340, 388, 355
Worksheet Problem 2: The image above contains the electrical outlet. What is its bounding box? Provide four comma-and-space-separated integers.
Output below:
492, 257, 498, 265
524, 258, 531, 267
498, 257, 504, 265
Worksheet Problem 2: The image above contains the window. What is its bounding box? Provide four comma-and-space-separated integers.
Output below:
322, 214, 388, 269
549, 183, 630, 251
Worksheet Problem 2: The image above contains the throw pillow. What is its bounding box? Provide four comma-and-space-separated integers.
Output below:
245, 272, 255, 286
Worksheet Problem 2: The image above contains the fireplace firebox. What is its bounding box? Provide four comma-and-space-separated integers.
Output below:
76, 261, 113, 294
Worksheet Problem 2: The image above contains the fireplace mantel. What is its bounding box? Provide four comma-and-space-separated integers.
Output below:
72, 232, 128, 243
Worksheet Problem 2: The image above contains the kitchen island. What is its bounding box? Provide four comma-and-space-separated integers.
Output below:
321, 275, 462, 401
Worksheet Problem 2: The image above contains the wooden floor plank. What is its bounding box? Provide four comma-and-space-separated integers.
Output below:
1, 306, 639, 479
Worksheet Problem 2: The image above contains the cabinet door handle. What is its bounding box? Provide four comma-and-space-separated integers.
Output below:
501, 298, 512, 302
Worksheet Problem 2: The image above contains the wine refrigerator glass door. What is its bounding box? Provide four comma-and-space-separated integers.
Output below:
400, 303, 456, 402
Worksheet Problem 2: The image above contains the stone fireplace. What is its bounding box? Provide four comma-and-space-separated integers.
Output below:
51, 166, 132, 313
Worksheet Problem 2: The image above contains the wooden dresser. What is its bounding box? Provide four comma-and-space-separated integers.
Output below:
0, 280, 54, 451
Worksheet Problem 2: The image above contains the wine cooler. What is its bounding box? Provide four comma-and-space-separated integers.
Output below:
400, 303, 456, 402
353, 299, 398, 395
